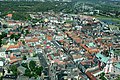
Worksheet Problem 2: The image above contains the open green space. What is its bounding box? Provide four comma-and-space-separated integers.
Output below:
94, 15, 120, 23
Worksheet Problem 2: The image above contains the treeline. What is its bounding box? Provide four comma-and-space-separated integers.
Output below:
0, 1, 75, 20
0, 1, 119, 20
75, 1, 120, 18
12, 12, 31, 21
0, 1, 74, 13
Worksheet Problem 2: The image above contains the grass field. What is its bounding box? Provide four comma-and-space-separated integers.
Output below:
94, 15, 120, 24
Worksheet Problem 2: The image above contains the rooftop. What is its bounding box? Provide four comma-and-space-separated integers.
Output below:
96, 52, 110, 63
114, 62, 120, 69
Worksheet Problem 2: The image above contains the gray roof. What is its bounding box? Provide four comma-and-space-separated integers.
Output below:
18, 66, 26, 74
114, 62, 120, 69
17, 76, 29, 80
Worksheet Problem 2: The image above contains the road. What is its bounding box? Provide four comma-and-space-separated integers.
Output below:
51, 40, 62, 48
37, 52, 48, 68
37, 52, 50, 80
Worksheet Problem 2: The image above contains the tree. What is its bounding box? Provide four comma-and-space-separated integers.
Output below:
31, 72, 38, 79
1, 32, 7, 38
21, 29, 24, 34
29, 60, 36, 71
8, 69, 10, 73
65, 20, 74, 23
23, 60, 43, 78
115, 75, 120, 80
14, 34, 21, 41
12, 12, 31, 21
0, 35, 2, 39
22, 55, 27, 60
2, 39, 6, 45
3, 24, 7, 28
99, 72, 107, 80
20, 26, 22, 30
35, 66, 43, 76
24, 69, 31, 78
0, 22, 1, 26
25, 30, 29, 36
10, 34, 15, 39
10, 65, 19, 76
0, 39, 2, 47
0, 76, 3, 80
22, 40, 25, 45
21, 63, 28, 69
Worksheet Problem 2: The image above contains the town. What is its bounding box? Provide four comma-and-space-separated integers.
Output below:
0, 10, 120, 80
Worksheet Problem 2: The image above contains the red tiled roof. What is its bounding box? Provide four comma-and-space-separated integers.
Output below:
9, 32, 14, 35
47, 35, 52, 41
89, 49, 99, 53
96, 38, 102, 42
81, 44, 89, 51
74, 38, 81, 43
7, 45, 19, 50
25, 38, 39, 43
59, 40, 64, 43
54, 59, 60, 63
52, 59, 66, 65
80, 44, 99, 54
29, 49, 33, 53
84, 53, 93, 59
7, 14, 12, 17
58, 61, 66, 65
48, 54, 53, 60
10, 53, 16, 60
17, 41, 23, 46
86, 71, 97, 80
66, 31, 81, 43
10, 58, 22, 64
36, 45, 42, 48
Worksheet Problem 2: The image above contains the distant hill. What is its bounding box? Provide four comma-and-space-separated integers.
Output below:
72, 0, 120, 2
110, 0, 120, 1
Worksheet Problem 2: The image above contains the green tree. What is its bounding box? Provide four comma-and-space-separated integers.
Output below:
35, 66, 43, 76
2, 39, 6, 45
1, 32, 7, 38
3, 24, 7, 28
20, 26, 22, 30
0, 76, 3, 80
65, 20, 74, 23
24, 69, 31, 78
115, 75, 120, 80
8, 69, 10, 73
29, 60, 36, 71
12, 12, 31, 21
22, 55, 27, 60
0, 39, 2, 47
21, 63, 28, 69
0, 36, 1, 40
25, 30, 29, 35
21, 29, 24, 34
10, 34, 15, 39
22, 40, 25, 45
23, 60, 43, 78
0, 22, 1, 26
99, 72, 107, 80
14, 34, 21, 41
10, 65, 19, 76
